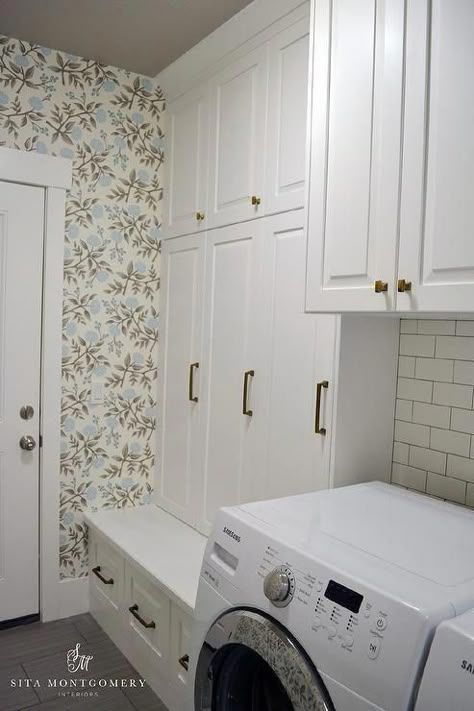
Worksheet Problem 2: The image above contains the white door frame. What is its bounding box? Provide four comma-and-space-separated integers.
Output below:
0, 146, 72, 622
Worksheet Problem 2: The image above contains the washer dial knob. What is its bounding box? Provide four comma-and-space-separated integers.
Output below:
263, 566, 295, 607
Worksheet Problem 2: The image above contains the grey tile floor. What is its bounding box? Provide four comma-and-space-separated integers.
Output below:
0, 614, 168, 710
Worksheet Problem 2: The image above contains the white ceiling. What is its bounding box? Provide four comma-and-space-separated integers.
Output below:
0, 0, 253, 76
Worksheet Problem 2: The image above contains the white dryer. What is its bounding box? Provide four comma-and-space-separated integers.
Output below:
190, 482, 474, 711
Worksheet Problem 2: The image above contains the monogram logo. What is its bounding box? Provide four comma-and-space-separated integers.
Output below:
66, 643, 94, 673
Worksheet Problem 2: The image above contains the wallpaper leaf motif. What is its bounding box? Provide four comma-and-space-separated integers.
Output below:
0, 35, 164, 578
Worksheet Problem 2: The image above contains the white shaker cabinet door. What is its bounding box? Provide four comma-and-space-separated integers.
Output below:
198, 221, 265, 535
259, 211, 336, 500
265, 16, 310, 215
398, 0, 474, 312
207, 46, 268, 228
155, 235, 205, 526
163, 84, 209, 238
305, 0, 404, 311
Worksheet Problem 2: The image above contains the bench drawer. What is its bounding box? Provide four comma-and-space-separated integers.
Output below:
170, 604, 193, 702
89, 531, 125, 645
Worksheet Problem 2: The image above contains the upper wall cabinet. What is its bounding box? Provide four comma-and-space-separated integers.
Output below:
397, 0, 474, 312
265, 18, 310, 215
207, 46, 268, 228
305, 0, 404, 312
163, 85, 209, 239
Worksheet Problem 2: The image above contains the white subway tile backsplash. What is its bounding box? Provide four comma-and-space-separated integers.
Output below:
398, 355, 416, 378
433, 382, 473, 409
395, 420, 430, 447
400, 319, 417, 334
392, 463, 427, 492
426, 472, 466, 504
456, 321, 474, 336
400, 334, 436, 357
446, 454, 474, 484
393, 442, 409, 465
418, 320, 456, 336
397, 377, 433, 403
430, 427, 470, 456
412, 402, 450, 429
409, 446, 446, 475
451, 408, 474, 435
415, 357, 453, 382
395, 399, 413, 422
436, 336, 474, 360
454, 360, 474, 385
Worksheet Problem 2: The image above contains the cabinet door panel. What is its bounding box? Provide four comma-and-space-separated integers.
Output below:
265, 17, 310, 214
398, 0, 474, 311
306, 0, 404, 311
155, 235, 205, 525
208, 47, 267, 228
261, 212, 335, 499
199, 222, 265, 533
164, 85, 209, 238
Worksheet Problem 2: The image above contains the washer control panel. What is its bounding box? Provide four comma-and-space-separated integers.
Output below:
263, 565, 295, 607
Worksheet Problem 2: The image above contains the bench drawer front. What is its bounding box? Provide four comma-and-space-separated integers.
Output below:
125, 562, 171, 680
170, 604, 193, 698
89, 532, 125, 645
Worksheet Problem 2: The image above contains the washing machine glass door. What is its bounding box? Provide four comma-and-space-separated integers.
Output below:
195, 609, 334, 711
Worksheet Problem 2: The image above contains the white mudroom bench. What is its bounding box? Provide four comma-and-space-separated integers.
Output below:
84, 505, 207, 711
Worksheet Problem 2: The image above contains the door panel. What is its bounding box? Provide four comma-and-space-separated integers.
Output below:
306, 0, 404, 311
208, 47, 267, 228
198, 222, 265, 534
164, 84, 209, 238
0, 182, 43, 621
261, 212, 335, 499
265, 17, 310, 214
398, 0, 474, 311
155, 235, 205, 526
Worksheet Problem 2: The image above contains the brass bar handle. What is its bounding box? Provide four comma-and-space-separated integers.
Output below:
188, 362, 199, 402
374, 280, 388, 293
243, 369, 255, 416
397, 278, 412, 293
251, 195, 261, 206
92, 566, 114, 585
129, 604, 156, 629
315, 380, 329, 435
196, 211, 205, 221
179, 654, 190, 671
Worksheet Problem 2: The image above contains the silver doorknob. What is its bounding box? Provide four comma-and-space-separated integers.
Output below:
20, 435, 36, 451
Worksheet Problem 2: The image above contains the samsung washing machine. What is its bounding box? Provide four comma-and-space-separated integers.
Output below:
189, 482, 474, 711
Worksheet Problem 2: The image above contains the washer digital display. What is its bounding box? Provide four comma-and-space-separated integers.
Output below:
324, 580, 363, 614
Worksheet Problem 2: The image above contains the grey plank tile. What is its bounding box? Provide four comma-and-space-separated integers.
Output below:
69, 615, 107, 644
0, 620, 85, 670
22, 687, 135, 710
0, 664, 39, 711
123, 680, 168, 711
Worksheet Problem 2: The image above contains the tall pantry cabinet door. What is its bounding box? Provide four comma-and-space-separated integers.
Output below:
398, 0, 474, 312
163, 84, 209, 238
154, 235, 205, 526
198, 221, 265, 534
265, 16, 310, 214
305, 0, 404, 311
259, 211, 337, 500
207, 46, 268, 228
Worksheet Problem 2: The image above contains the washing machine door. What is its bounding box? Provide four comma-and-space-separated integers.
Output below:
195, 609, 335, 711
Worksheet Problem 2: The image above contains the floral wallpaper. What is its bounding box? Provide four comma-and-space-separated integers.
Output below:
0, 36, 164, 578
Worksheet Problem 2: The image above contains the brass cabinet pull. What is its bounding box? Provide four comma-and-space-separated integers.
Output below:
196, 211, 205, 221
189, 362, 199, 402
92, 566, 114, 585
242, 369, 255, 416
374, 280, 388, 293
129, 604, 156, 629
179, 654, 190, 671
397, 278, 412, 293
251, 195, 261, 206
315, 380, 329, 435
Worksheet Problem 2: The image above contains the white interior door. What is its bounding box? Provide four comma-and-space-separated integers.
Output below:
198, 221, 265, 534
155, 234, 205, 526
0, 181, 44, 622
305, 0, 404, 311
398, 0, 474, 311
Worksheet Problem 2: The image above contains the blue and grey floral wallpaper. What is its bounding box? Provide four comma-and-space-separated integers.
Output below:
0, 35, 164, 578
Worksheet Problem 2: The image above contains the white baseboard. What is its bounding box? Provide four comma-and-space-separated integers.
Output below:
56, 577, 89, 619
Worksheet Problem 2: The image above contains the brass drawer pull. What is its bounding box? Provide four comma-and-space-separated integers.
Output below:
196, 211, 205, 221
189, 362, 199, 402
397, 278, 412, 293
92, 566, 114, 585
374, 280, 388, 293
242, 369, 255, 416
179, 654, 190, 671
129, 604, 156, 629
315, 380, 329, 435
251, 195, 261, 206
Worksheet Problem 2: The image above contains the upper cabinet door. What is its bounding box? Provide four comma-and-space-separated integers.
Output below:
305, 0, 404, 311
163, 84, 209, 239
265, 17, 310, 214
207, 47, 268, 228
398, 0, 474, 312
155, 235, 205, 526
